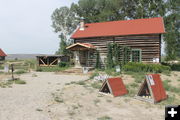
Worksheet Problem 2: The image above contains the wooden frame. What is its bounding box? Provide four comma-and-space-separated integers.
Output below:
36, 55, 70, 67
134, 75, 156, 104
131, 49, 142, 62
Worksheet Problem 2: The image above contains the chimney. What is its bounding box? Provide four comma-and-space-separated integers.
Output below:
79, 17, 85, 31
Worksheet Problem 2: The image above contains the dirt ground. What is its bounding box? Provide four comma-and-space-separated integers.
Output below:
0, 71, 179, 120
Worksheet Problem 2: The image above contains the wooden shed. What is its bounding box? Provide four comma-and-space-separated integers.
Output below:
36, 55, 70, 66
67, 17, 165, 68
99, 77, 128, 97
0, 48, 7, 61
135, 74, 167, 103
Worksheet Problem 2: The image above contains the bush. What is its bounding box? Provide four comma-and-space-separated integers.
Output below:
59, 62, 69, 68
123, 62, 171, 73
162, 62, 180, 71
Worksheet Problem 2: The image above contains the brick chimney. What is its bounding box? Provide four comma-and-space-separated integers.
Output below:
79, 17, 85, 31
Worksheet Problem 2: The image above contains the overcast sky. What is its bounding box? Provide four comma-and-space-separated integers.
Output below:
0, 0, 78, 54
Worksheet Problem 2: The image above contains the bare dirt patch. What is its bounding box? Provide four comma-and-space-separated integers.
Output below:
0, 71, 180, 120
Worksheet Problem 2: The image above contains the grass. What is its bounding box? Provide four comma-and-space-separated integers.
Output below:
0, 71, 4, 74
126, 84, 138, 97
65, 81, 76, 85
68, 110, 76, 116
163, 80, 180, 94
54, 96, 64, 103
159, 94, 180, 105
76, 81, 86, 85
0, 65, 3, 69
106, 99, 112, 103
51, 92, 64, 103
94, 99, 101, 106
0, 81, 13, 88
91, 82, 102, 89
129, 83, 139, 88
14, 79, 26, 84
36, 66, 69, 72
123, 62, 171, 73
36, 108, 43, 112
0, 78, 26, 88
97, 116, 112, 120
72, 105, 79, 110
32, 73, 38, 77
15, 69, 27, 74
126, 72, 145, 83
89, 71, 99, 79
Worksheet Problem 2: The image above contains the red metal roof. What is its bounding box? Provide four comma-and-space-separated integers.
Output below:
107, 77, 128, 97
71, 17, 165, 39
147, 74, 167, 102
0, 48, 7, 57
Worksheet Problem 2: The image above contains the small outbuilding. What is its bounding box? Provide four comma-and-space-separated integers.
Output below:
36, 55, 70, 66
99, 77, 128, 97
0, 48, 7, 61
135, 74, 167, 103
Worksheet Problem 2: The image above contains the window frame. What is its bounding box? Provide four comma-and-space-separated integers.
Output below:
130, 49, 142, 62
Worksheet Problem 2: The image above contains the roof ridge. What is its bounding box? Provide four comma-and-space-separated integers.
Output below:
85, 17, 163, 25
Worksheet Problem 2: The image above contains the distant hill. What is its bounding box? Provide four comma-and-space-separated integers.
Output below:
6, 54, 48, 60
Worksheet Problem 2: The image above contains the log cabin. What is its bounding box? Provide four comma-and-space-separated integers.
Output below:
0, 48, 7, 61
67, 17, 165, 68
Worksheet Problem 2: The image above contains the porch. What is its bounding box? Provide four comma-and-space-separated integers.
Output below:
66, 43, 96, 68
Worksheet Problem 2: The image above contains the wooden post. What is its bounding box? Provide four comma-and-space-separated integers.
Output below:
11, 64, 14, 80
47, 57, 49, 66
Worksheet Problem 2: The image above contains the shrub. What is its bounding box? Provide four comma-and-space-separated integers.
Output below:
123, 62, 171, 73
162, 62, 180, 71
59, 62, 69, 68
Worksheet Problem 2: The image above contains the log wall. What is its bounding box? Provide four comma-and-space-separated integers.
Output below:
74, 34, 161, 67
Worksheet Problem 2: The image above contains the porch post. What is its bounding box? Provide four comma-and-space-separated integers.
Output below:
74, 51, 81, 68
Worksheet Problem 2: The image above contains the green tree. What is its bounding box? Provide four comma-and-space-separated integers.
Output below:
55, 33, 68, 55
71, 0, 179, 60
51, 6, 79, 54
164, 0, 180, 60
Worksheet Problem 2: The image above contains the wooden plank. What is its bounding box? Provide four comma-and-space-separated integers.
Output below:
50, 58, 58, 65
40, 58, 46, 65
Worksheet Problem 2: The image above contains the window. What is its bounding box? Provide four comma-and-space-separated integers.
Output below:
131, 49, 142, 62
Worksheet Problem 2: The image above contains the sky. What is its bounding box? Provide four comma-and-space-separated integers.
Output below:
0, 0, 78, 54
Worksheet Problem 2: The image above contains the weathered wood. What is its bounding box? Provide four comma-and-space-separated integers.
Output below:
50, 58, 58, 65
74, 34, 161, 67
